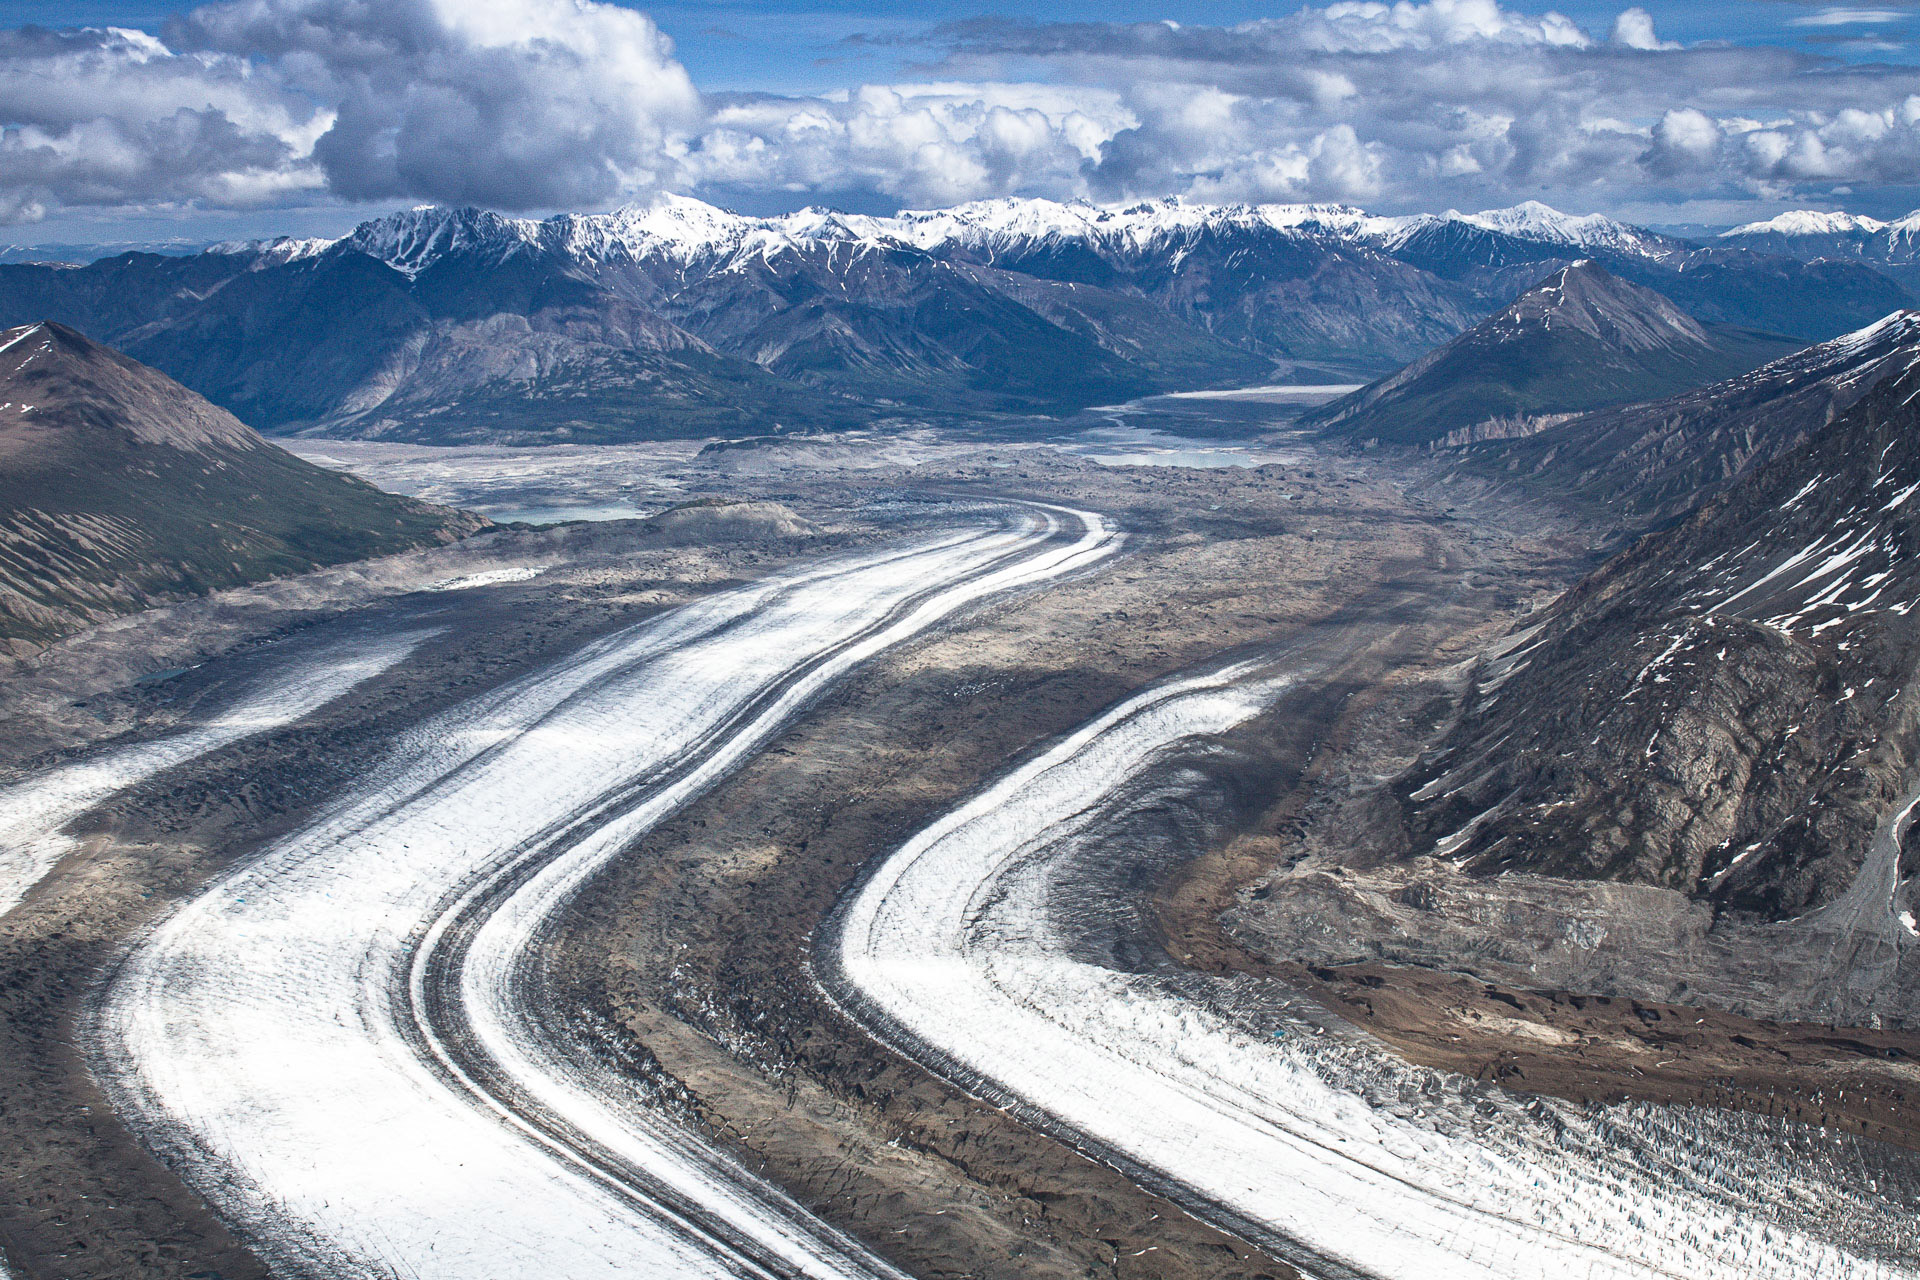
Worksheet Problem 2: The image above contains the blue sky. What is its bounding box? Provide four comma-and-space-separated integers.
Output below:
15, 1, 1920, 82
6, 0, 1920, 243
17, 0, 1920, 81
666, 0, 1920, 88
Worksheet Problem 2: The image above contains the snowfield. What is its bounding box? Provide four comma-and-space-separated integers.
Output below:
830, 664, 1919, 1280
0, 630, 431, 918
94, 506, 1118, 1280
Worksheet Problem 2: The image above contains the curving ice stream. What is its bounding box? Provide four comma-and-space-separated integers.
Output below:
92, 505, 1118, 1280
0, 630, 432, 919
829, 662, 1920, 1280
28, 495, 1916, 1280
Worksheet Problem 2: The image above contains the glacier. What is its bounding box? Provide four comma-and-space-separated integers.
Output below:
829, 661, 1919, 1280
93, 505, 1118, 1280
0, 629, 431, 918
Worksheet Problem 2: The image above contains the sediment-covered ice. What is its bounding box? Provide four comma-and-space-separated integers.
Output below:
832, 665, 1919, 1280
97, 507, 1117, 1280
0, 631, 430, 918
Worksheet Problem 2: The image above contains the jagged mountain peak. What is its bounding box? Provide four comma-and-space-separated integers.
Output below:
873, 196, 1112, 248
869, 193, 1389, 251
344, 206, 541, 278
554, 196, 771, 261
1374, 200, 1667, 257
1709, 205, 1920, 287
1486, 259, 1711, 351
205, 234, 336, 267
1459, 199, 1644, 245
347, 196, 891, 273
1307, 261, 1790, 446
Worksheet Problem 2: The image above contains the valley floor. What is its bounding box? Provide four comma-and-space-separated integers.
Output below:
0, 426, 1912, 1278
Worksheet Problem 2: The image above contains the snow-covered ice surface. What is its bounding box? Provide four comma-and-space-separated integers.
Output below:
96, 506, 1118, 1280
0, 630, 430, 918
424, 565, 546, 591
829, 663, 1920, 1280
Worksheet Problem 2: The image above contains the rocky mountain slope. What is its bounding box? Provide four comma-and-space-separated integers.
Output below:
1401, 360, 1920, 931
0, 322, 485, 651
1303, 261, 1799, 446
1438, 310, 1920, 531
0, 197, 1906, 443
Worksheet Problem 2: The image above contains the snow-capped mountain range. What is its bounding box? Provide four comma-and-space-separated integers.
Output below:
232, 193, 1674, 279
0, 193, 1909, 443
1723, 209, 1920, 240
1719, 208, 1920, 287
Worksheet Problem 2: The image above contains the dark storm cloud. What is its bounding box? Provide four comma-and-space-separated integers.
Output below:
0, 24, 324, 221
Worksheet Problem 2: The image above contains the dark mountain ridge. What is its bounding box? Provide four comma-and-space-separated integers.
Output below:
0, 322, 485, 651
1438, 309, 1920, 533
1304, 261, 1800, 447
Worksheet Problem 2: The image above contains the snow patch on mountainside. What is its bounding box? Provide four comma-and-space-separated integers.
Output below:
344, 207, 543, 278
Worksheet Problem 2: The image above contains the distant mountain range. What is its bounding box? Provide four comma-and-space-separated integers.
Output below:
0, 240, 213, 266
1304, 261, 1801, 447
0, 196, 1907, 443
1401, 353, 1920, 926
1720, 209, 1920, 291
0, 322, 484, 651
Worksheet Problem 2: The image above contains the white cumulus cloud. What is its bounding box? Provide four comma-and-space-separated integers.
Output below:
0, 0, 699, 223
7, 0, 1920, 228
1611, 8, 1679, 51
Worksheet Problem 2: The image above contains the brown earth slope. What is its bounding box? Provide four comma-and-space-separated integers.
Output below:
0, 322, 485, 652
